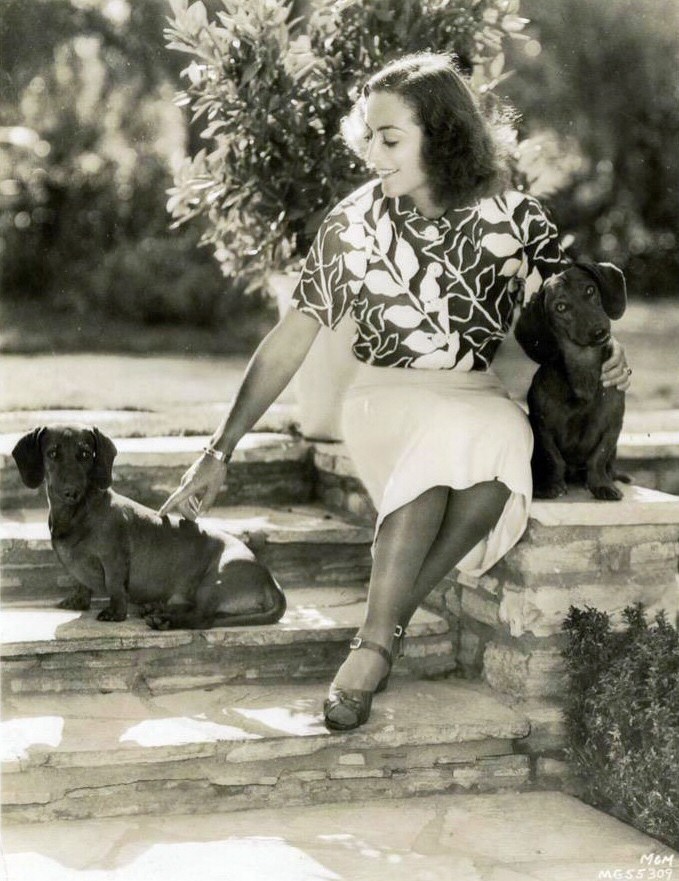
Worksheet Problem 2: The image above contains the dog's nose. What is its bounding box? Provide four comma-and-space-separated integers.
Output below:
591, 327, 610, 344
62, 488, 80, 502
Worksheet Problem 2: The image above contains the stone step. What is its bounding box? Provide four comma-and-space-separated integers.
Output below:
0, 504, 374, 602
314, 433, 679, 519
0, 586, 455, 696
2, 791, 675, 880
0, 431, 313, 510
0, 402, 298, 439
1, 678, 531, 823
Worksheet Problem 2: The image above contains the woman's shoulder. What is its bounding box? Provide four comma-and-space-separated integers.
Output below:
482, 189, 547, 216
325, 179, 383, 222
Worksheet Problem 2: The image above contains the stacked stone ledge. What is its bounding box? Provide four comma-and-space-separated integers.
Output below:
313, 441, 679, 790
2, 424, 678, 812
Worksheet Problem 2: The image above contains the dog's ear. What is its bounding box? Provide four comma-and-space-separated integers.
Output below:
514, 288, 558, 364
91, 427, 117, 489
576, 261, 627, 320
12, 428, 46, 488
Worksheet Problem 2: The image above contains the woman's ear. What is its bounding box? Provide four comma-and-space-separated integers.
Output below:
514, 288, 557, 364
12, 427, 46, 488
91, 427, 117, 489
576, 261, 627, 320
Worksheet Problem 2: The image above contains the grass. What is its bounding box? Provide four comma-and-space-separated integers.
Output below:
1, 297, 677, 415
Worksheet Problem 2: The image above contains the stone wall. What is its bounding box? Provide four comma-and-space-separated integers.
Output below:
312, 443, 679, 707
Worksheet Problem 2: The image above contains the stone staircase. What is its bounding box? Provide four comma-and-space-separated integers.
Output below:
0, 424, 533, 825
2, 419, 678, 827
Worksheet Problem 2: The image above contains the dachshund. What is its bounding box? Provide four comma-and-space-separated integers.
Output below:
11, 424, 286, 630
514, 262, 628, 501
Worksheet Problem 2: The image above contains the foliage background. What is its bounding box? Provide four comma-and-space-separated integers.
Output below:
562, 604, 679, 850
0, 0, 677, 352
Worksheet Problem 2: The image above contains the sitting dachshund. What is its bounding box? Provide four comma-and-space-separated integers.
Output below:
514, 262, 629, 501
12, 424, 286, 629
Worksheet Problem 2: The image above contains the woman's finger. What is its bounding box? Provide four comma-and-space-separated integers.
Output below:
158, 484, 196, 517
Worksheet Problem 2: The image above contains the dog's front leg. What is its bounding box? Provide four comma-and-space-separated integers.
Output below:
531, 419, 568, 498
57, 584, 93, 611
97, 557, 130, 622
586, 435, 623, 501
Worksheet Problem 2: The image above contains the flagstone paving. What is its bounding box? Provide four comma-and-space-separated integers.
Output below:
1, 791, 676, 881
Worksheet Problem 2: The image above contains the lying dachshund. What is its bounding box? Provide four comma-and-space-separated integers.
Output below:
514, 262, 628, 500
12, 424, 286, 629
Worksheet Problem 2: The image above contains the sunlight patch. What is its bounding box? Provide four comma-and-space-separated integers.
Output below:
233, 706, 326, 737
4, 839, 340, 881
280, 606, 336, 629
120, 717, 261, 747
1, 609, 82, 644
1, 716, 64, 762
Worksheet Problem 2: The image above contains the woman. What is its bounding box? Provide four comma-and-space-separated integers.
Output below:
160, 53, 632, 732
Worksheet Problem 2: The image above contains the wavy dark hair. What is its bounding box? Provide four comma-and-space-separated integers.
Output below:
342, 53, 515, 207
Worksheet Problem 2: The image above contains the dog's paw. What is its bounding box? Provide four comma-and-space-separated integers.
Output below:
144, 614, 173, 631
97, 605, 127, 622
534, 482, 567, 499
137, 602, 166, 618
590, 483, 623, 501
57, 589, 92, 611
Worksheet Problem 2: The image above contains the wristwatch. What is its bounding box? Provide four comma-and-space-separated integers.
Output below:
202, 445, 230, 464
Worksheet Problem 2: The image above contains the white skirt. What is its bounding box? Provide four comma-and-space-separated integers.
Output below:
341, 362, 534, 576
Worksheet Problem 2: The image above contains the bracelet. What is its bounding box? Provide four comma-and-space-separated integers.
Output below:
203, 445, 231, 464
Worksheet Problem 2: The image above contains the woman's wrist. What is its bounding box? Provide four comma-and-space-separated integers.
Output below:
203, 445, 231, 464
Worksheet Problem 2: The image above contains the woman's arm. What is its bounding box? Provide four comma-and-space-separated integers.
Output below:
159, 307, 321, 518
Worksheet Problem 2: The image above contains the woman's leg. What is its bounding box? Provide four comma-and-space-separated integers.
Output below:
399, 479, 511, 629
332, 479, 510, 691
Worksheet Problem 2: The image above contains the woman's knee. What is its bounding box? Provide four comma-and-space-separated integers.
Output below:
448, 479, 510, 528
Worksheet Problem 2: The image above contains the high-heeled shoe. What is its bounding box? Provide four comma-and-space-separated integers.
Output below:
375, 624, 405, 694
323, 625, 405, 732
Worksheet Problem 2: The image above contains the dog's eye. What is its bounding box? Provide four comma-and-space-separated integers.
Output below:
77, 449, 93, 461
46, 448, 58, 460
585, 285, 596, 297
555, 302, 568, 313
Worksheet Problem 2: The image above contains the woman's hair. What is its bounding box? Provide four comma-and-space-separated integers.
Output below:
341, 53, 515, 207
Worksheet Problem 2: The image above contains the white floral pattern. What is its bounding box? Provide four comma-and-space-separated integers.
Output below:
291, 181, 564, 370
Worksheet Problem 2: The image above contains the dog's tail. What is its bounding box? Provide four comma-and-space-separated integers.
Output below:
215, 567, 287, 627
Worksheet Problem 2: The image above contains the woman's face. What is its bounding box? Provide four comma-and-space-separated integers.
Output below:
364, 91, 440, 216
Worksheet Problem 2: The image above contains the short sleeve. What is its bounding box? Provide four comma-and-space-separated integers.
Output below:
289, 202, 369, 330
514, 194, 566, 304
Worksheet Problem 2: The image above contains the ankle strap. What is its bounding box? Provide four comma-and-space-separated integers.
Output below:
349, 636, 391, 664
349, 625, 405, 664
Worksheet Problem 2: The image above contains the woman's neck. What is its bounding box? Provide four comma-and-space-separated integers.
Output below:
409, 189, 450, 219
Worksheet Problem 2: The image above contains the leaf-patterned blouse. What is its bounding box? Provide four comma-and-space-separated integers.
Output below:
290, 180, 565, 370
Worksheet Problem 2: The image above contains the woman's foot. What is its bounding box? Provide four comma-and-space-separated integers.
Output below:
323, 627, 404, 731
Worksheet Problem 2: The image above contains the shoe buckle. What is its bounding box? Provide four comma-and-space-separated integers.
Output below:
393, 624, 405, 658
349, 636, 362, 650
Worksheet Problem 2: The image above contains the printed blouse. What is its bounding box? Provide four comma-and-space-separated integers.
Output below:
290, 180, 565, 370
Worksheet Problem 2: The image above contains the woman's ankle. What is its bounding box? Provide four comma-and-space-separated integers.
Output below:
357, 621, 401, 649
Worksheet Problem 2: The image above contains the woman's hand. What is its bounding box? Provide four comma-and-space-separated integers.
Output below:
158, 453, 227, 520
602, 336, 632, 392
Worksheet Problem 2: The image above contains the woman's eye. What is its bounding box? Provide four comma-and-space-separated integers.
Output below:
383, 140, 397, 148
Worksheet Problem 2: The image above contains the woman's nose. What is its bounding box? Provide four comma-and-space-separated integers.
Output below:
365, 136, 379, 167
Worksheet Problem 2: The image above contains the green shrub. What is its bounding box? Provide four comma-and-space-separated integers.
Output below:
505, 0, 679, 298
562, 604, 679, 849
164, 0, 531, 286
0, 0, 237, 332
